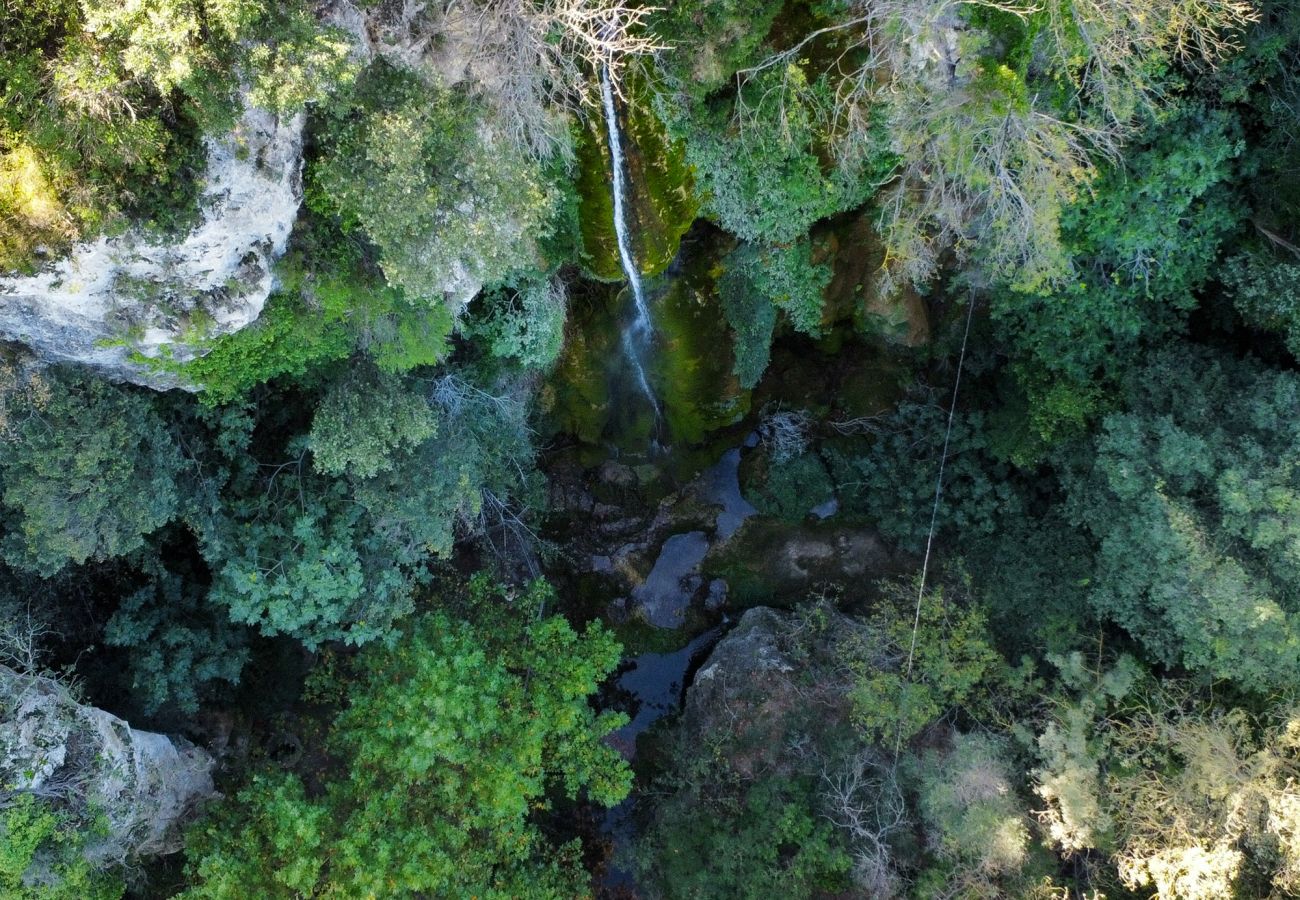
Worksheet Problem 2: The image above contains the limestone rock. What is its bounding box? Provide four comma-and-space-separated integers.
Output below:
0, 104, 305, 388
0, 664, 215, 859
681, 607, 800, 778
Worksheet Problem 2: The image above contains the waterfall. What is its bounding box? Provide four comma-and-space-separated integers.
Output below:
601, 68, 663, 428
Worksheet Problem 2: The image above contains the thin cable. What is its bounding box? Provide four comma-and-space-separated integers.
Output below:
892, 290, 978, 765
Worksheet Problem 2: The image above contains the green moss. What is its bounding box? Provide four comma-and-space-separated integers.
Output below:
650, 254, 750, 446
574, 120, 622, 281
612, 613, 707, 656
623, 75, 700, 275
545, 230, 748, 453
540, 285, 619, 444
574, 72, 699, 282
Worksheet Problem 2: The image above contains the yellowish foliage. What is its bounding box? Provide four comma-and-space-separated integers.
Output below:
0, 145, 75, 271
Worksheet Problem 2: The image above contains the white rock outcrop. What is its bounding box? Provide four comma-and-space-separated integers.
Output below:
1, 664, 215, 859
0, 105, 305, 388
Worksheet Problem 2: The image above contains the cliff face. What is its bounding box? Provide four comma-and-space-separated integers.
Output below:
0, 5, 553, 391
0, 664, 215, 860
0, 105, 305, 389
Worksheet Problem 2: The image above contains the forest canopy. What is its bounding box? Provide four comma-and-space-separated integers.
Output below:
1, 0, 1300, 897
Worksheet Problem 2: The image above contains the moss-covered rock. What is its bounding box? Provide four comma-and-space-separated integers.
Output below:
702, 517, 899, 607
574, 73, 699, 282
651, 262, 750, 446
819, 210, 931, 345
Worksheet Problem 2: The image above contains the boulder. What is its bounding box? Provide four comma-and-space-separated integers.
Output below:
0, 665, 215, 859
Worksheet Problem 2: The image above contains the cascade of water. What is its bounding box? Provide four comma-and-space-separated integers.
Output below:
600, 67, 663, 427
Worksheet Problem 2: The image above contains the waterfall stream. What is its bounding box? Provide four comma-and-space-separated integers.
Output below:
600, 68, 664, 431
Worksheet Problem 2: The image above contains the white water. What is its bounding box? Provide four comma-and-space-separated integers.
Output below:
600, 68, 663, 427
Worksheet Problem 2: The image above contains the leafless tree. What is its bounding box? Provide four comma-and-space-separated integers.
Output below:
757, 406, 813, 463
448, 0, 665, 156
821, 748, 910, 896
0, 603, 56, 675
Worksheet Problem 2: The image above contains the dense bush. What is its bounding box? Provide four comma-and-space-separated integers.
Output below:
182, 579, 630, 898
1063, 345, 1300, 692
312, 62, 557, 305
0, 373, 183, 575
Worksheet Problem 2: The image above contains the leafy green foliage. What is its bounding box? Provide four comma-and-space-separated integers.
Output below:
747, 451, 835, 521
661, 66, 892, 244
1223, 249, 1300, 357
1034, 659, 1300, 898
172, 291, 354, 404
0, 373, 183, 575
1064, 345, 1300, 691
719, 256, 778, 389
844, 579, 1006, 746
637, 775, 854, 900
825, 403, 1023, 552
992, 107, 1245, 442
0, 796, 122, 900
348, 373, 541, 562
168, 242, 454, 404
720, 238, 833, 387
464, 275, 568, 371
189, 362, 537, 648
752, 238, 833, 336
651, 0, 785, 95
913, 734, 1034, 894
308, 369, 438, 479
203, 473, 415, 649
182, 578, 630, 898
103, 566, 249, 715
312, 62, 556, 304
636, 588, 1014, 898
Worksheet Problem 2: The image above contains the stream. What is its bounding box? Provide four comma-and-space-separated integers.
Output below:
561, 65, 908, 891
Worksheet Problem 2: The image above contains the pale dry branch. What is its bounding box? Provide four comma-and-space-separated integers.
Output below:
727, 0, 1256, 293
453, 0, 665, 156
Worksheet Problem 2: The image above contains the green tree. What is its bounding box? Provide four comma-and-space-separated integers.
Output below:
1223, 248, 1300, 357
312, 62, 556, 305
720, 239, 833, 388
202, 473, 416, 649
349, 372, 542, 562
308, 369, 438, 480
465, 275, 569, 371
103, 565, 249, 715
0, 373, 183, 575
992, 107, 1245, 443
824, 402, 1023, 552
182, 578, 630, 898
1064, 345, 1300, 692
913, 733, 1035, 897
662, 66, 891, 245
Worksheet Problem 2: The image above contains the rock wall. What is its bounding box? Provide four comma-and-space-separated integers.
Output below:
0, 664, 215, 859
0, 105, 305, 389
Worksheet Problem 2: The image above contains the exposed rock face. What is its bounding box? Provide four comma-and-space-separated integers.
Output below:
0, 664, 215, 859
0, 105, 305, 388
681, 607, 805, 779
